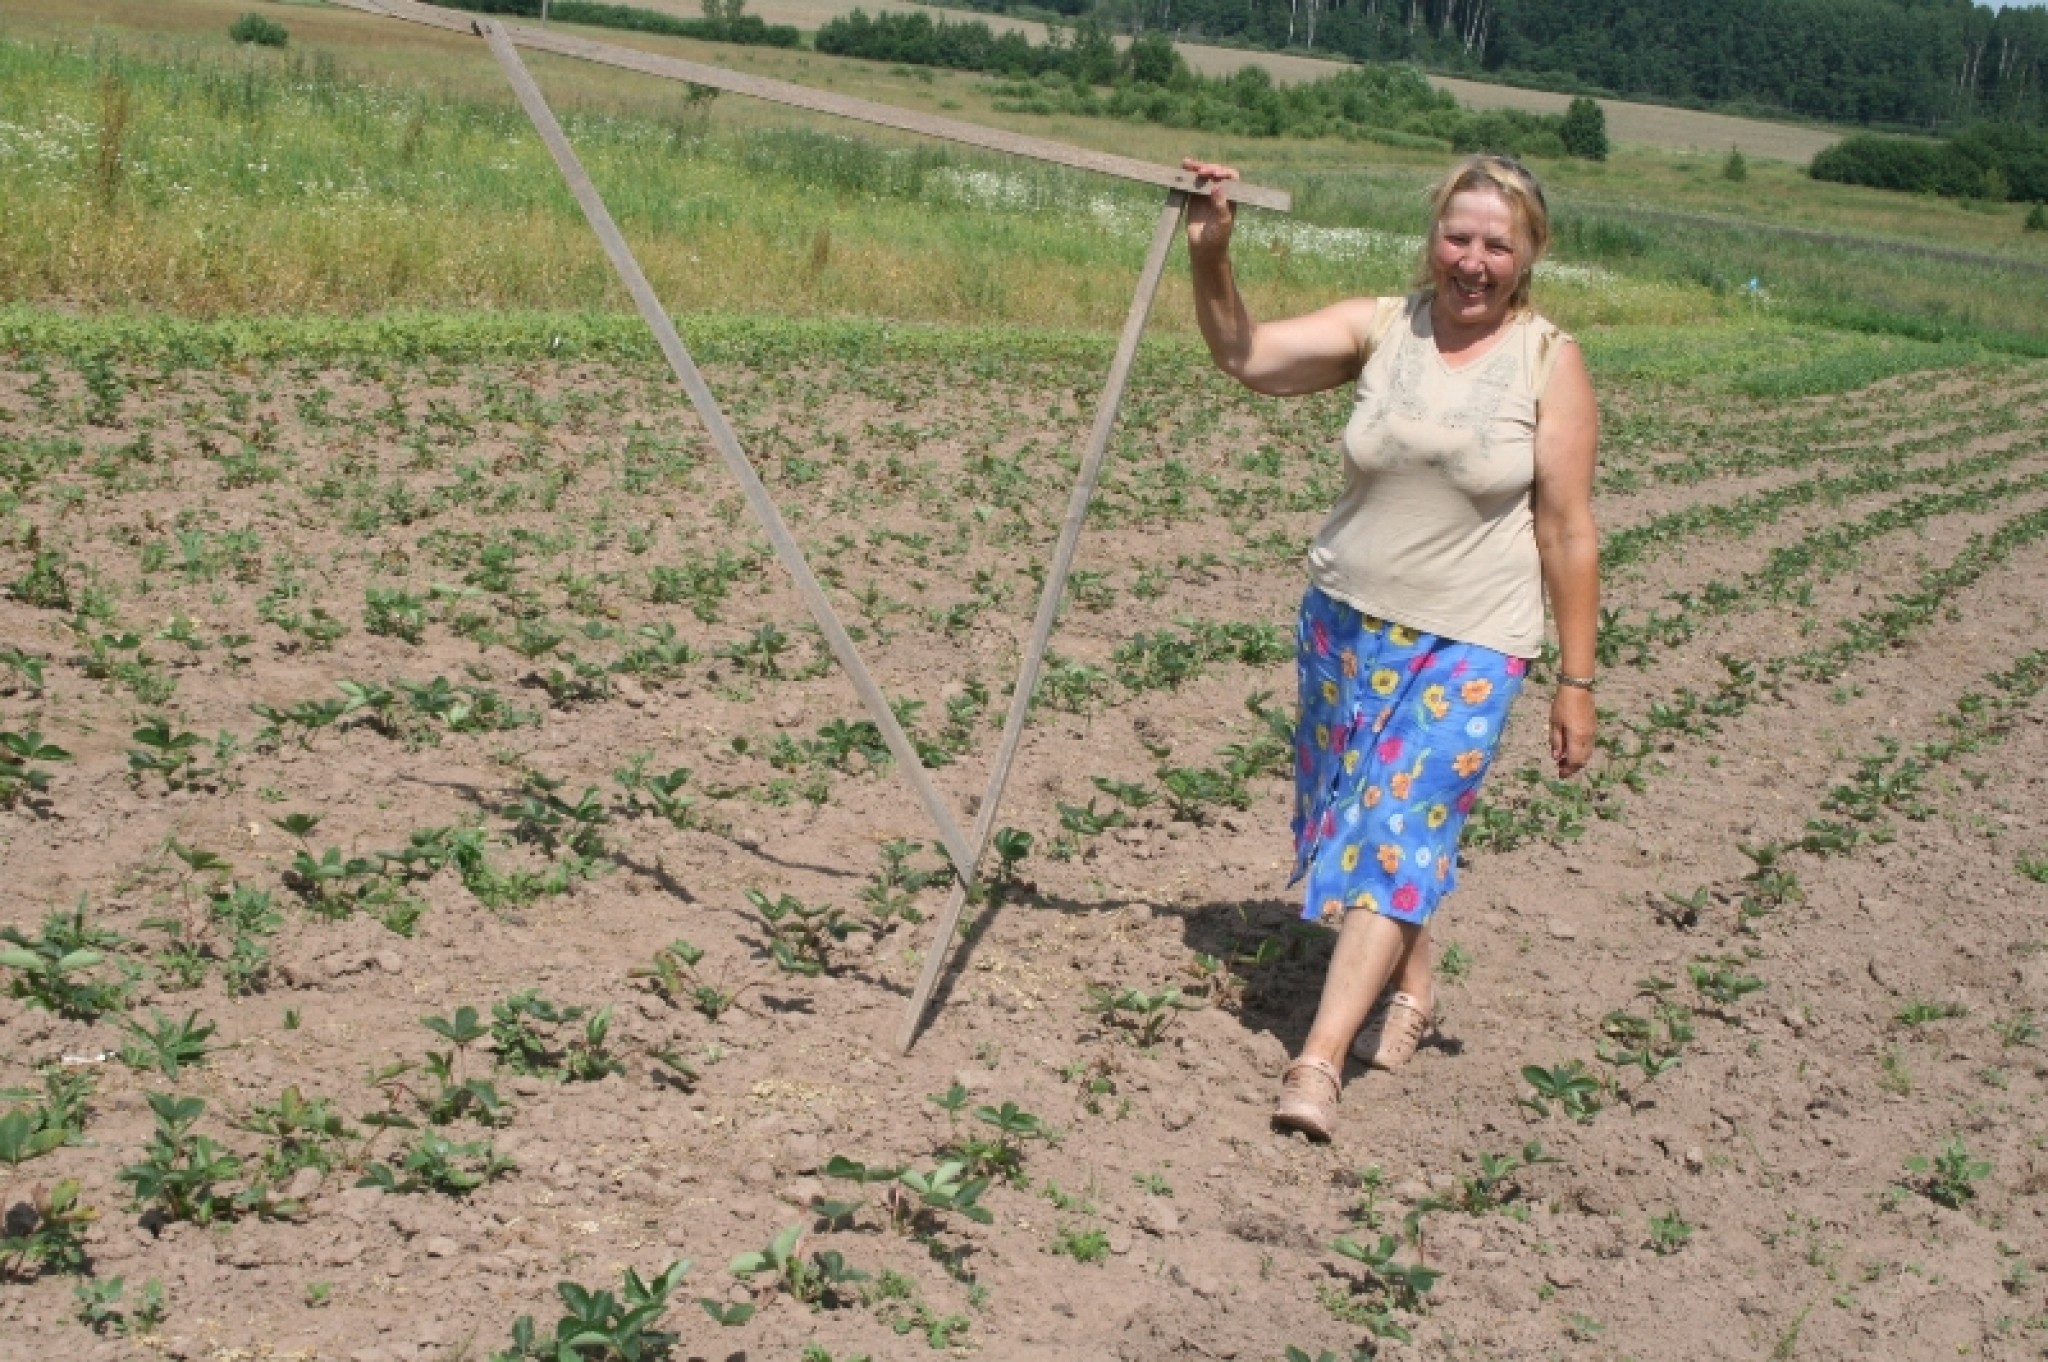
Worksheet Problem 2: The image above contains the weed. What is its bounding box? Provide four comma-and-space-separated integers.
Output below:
1133, 1170, 1173, 1197
490, 991, 619, 1081
118, 1010, 215, 1080
1894, 999, 1968, 1027
1994, 1012, 2040, 1048
1050, 1225, 1108, 1264
1687, 957, 1767, 1014
1648, 1206, 1695, 1254
1901, 1139, 1990, 1209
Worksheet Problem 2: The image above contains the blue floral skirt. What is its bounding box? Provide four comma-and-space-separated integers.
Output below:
1289, 586, 1527, 928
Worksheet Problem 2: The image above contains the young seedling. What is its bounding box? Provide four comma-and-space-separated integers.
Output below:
232, 1086, 355, 1182
0, 728, 69, 808
116, 1094, 251, 1225
1688, 957, 1767, 1015
0, 905, 130, 1019
495, 1261, 690, 1360
891, 1160, 995, 1231
1648, 1206, 1694, 1254
1050, 1224, 1110, 1264
628, 940, 754, 1022
731, 1224, 869, 1309
953, 1101, 1056, 1182
359, 1132, 513, 1197
1901, 1139, 1990, 1210
1519, 1061, 1606, 1123
74, 1276, 167, 1336
117, 1010, 215, 1080
1085, 984, 1195, 1047
746, 889, 864, 976
0, 1179, 96, 1281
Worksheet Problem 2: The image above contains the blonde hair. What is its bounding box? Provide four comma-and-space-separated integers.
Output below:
1412, 154, 1552, 314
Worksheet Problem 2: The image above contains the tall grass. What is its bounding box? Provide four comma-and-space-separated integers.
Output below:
0, 30, 2038, 351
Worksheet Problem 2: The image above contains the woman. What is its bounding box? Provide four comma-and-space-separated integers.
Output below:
1182, 154, 1600, 1141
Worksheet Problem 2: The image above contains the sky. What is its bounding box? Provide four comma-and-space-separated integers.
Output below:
1988, 0, 2048, 10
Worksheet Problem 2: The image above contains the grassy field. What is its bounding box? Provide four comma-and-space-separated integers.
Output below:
3, 5, 2048, 1361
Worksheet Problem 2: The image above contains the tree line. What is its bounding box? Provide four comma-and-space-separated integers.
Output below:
816, 9, 1608, 154
944, 0, 2048, 131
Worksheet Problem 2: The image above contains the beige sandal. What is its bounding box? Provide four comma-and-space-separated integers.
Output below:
1272, 1056, 1342, 1141
1350, 992, 1433, 1070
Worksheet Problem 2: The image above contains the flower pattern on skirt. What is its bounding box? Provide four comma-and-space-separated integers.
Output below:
1289, 586, 1526, 928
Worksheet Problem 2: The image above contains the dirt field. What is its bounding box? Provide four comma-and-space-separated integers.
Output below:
2, 320, 2045, 1360
689, 0, 1843, 162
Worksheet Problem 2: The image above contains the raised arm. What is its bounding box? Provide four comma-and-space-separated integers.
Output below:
1184, 159, 1380, 397
1531, 340, 1600, 779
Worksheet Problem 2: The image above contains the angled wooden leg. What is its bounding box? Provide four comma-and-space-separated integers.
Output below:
477, 21, 978, 881
898, 187, 1189, 1054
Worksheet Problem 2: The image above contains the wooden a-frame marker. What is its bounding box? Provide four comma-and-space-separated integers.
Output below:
326, 0, 1290, 1052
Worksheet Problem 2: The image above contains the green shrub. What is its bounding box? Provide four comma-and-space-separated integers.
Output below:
1559, 96, 1609, 161
228, 13, 288, 48
1722, 146, 1748, 182
2026, 203, 2047, 232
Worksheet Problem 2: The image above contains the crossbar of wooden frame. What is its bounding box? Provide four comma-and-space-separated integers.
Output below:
322, 0, 1291, 1051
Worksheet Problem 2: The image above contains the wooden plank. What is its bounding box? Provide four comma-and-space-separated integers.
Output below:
477, 20, 982, 884
897, 187, 1187, 1055
322, 0, 1291, 211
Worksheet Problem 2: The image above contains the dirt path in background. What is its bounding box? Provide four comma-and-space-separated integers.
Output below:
677, 0, 1843, 161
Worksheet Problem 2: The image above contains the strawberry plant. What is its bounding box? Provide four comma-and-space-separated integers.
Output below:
1518, 1060, 1606, 1123
489, 990, 620, 1080
116, 1094, 256, 1225
360, 1132, 513, 1196
0, 1179, 96, 1281
0, 728, 69, 807
494, 1261, 691, 1361
118, 1009, 216, 1079
0, 905, 130, 1018
731, 1224, 868, 1309
1085, 984, 1194, 1046
232, 1086, 355, 1181
74, 1275, 167, 1336
747, 888, 864, 976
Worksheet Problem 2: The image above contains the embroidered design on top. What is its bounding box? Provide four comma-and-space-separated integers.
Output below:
1438, 346, 1517, 435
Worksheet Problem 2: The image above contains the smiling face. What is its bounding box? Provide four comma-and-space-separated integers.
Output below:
1427, 188, 1528, 335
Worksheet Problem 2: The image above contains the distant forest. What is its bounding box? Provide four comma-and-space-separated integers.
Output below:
938, 0, 2048, 129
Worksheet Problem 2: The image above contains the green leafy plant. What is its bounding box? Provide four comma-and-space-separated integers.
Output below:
1687, 957, 1767, 1014
2, 918, 128, 1021
1901, 1138, 1990, 1210
0, 1179, 96, 1281
232, 1086, 356, 1182
746, 888, 864, 976
115, 1094, 251, 1225
493, 1261, 690, 1360
1648, 1206, 1694, 1254
1518, 1060, 1606, 1123
1050, 1224, 1109, 1264
1894, 999, 1967, 1028
359, 1132, 513, 1196
229, 12, 288, 46
1085, 983, 1194, 1046
118, 1009, 216, 1079
0, 728, 69, 807
731, 1225, 868, 1309
490, 990, 617, 1080
75, 1275, 166, 1335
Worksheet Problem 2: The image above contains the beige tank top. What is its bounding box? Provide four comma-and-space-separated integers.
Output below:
1306, 292, 1570, 659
